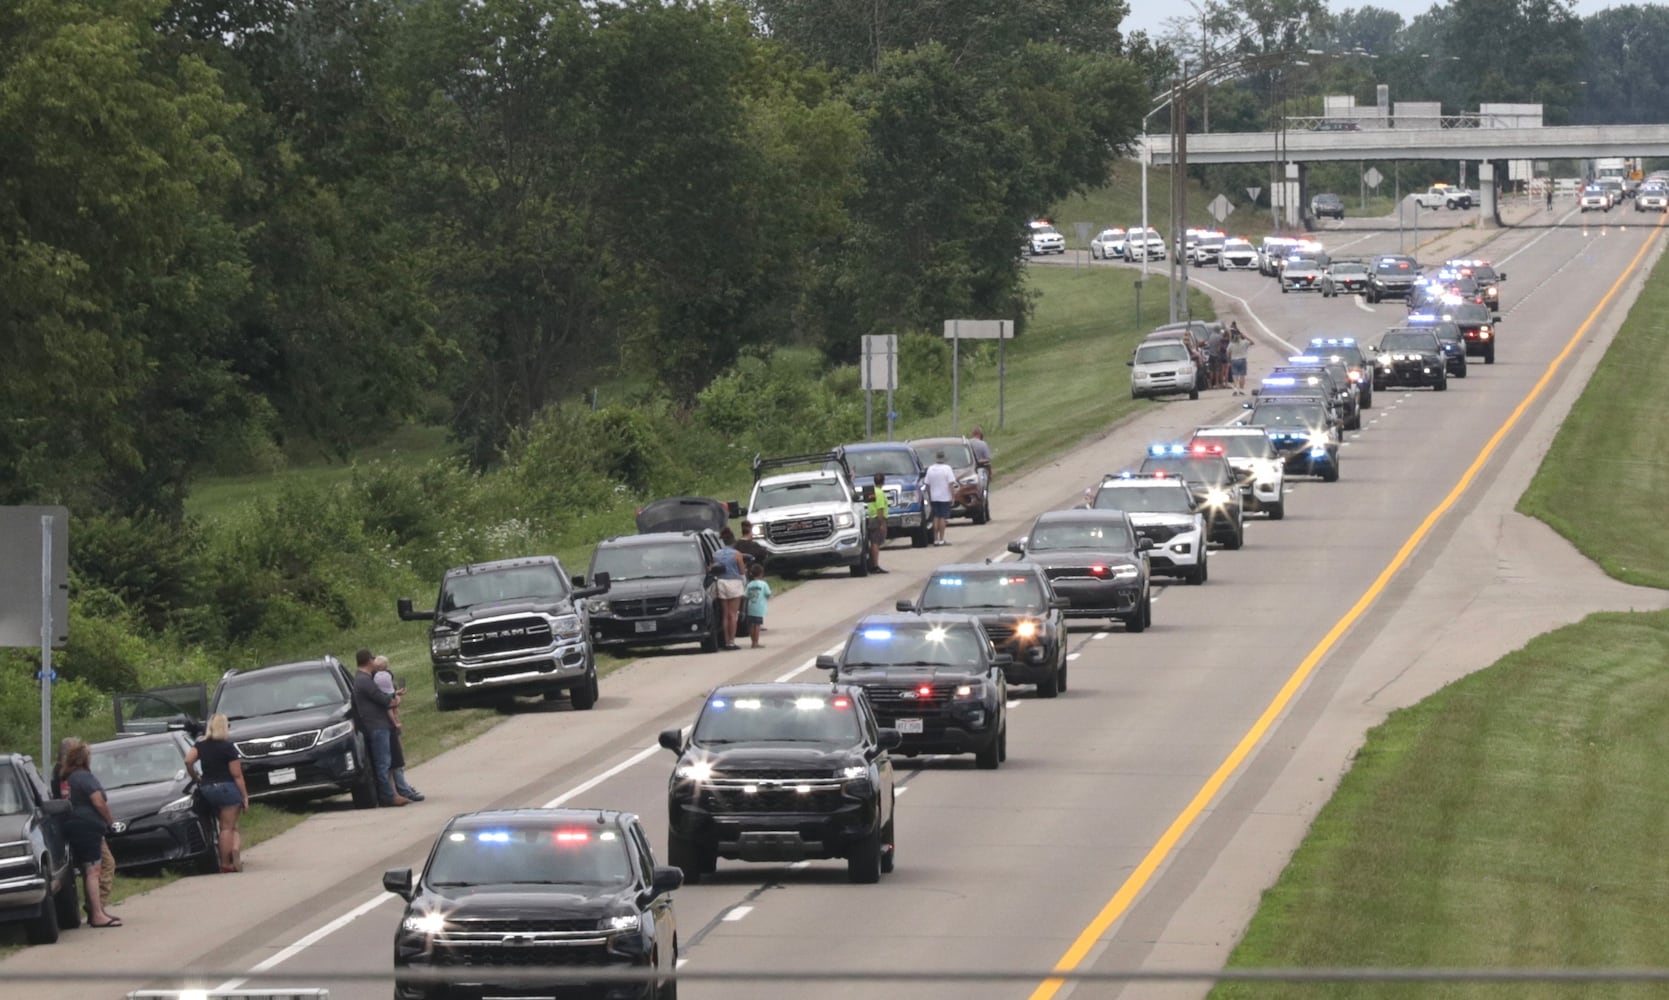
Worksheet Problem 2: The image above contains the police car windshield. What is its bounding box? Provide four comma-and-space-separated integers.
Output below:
1028, 520, 1132, 551
841, 451, 919, 478
427, 824, 634, 887
1380, 332, 1438, 352
590, 541, 705, 582
692, 692, 862, 745
1138, 456, 1228, 485
1330, 262, 1367, 274
1286, 256, 1322, 268
919, 572, 1047, 612
913, 444, 973, 468
441, 565, 568, 612
1135, 343, 1190, 364
1447, 304, 1490, 322
1193, 434, 1268, 459
1093, 485, 1193, 513
1375, 260, 1413, 275
753, 479, 848, 510
842, 622, 985, 668
1247, 403, 1325, 427
90, 739, 184, 790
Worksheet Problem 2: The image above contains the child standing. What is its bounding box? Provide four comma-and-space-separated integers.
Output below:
744, 563, 772, 649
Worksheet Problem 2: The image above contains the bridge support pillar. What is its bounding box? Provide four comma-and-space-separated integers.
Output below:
1296, 161, 1311, 230
1479, 161, 1497, 226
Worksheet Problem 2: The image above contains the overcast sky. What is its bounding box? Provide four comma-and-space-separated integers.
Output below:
1122, 0, 1619, 40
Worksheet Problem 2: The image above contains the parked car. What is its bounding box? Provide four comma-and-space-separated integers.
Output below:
584, 497, 726, 655
0, 753, 79, 943
908, 436, 991, 524
87, 731, 220, 874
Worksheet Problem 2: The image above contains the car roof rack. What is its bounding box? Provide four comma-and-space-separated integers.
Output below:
752, 450, 851, 483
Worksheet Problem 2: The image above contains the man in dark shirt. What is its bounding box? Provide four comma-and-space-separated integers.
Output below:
352, 648, 408, 806
734, 519, 769, 570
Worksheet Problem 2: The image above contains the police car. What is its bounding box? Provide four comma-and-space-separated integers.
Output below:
1186, 427, 1285, 520
1136, 444, 1245, 550
1372, 329, 1448, 391
1436, 299, 1497, 364
1025, 220, 1066, 256
1445, 259, 1506, 309
1085, 473, 1209, 584
1089, 227, 1128, 259
1307, 337, 1374, 409
1402, 312, 1469, 378
1239, 397, 1341, 482
1366, 254, 1419, 303
1271, 357, 1361, 430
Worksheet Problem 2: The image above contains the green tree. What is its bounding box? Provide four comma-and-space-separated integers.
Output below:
1577, 5, 1669, 124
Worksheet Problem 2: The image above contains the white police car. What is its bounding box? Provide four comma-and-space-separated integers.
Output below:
1084, 473, 1209, 584
1186, 427, 1286, 520
1025, 220, 1066, 256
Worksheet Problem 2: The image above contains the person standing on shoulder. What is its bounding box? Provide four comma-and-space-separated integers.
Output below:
866, 472, 890, 573
53, 737, 115, 915
184, 713, 248, 872
924, 451, 957, 546
709, 529, 747, 650
1229, 324, 1254, 395
352, 648, 409, 806
744, 563, 772, 648
734, 519, 769, 572
373, 656, 423, 802
60, 743, 121, 926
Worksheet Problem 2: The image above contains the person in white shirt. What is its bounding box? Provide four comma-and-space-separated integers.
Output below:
923, 452, 958, 546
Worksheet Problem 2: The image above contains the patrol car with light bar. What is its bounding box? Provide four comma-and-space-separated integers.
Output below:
1136, 444, 1245, 550
1372, 329, 1448, 390
1436, 299, 1497, 364
1085, 473, 1209, 583
1444, 259, 1506, 308
1269, 358, 1360, 430
898, 564, 1070, 698
1008, 509, 1154, 631
1307, 337, 1374, 409
1402, 313, 1468, 377
1187, 427, 1286, 520
1239, 396, 1341, 482
1366, 254, 1419, 303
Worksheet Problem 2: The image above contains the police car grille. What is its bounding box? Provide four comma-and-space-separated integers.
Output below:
447, 917, 601, 934
430, 940, 614, 968
1135, 524, 1183, 545
460, 617, 552, 655
235, 730, 320, 758
610, 596, 678, 618
767, 516, 833, 545
983, 623, 1016, 644
862, 683, 957, 715
701, 782, 845, 813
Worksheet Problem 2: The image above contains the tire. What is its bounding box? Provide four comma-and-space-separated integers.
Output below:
193, 816, 222, 875
975, 729, 1002, 770
1036, 665, 1060, 699
569, 666, 599, 711
699, 616, 720, 654
667, 833, 709, 885
848, 558, 869, 578
1281, 284, 1289, 293
1485, 346, 1495, 364
1434, 374, 1448, 392
24, 875, 59, 944
1223, 522, 1244, 551
1347, 412, 1361, 431
350, 736, 378, 809
1189, 388, 1199, 401
435, 691, 461, 712
1266, 500, 1285, 522
1058, 657, 1068, 693
971, 498, 990, 525
53, 866, 80, 928
879, 815, 896, 874
911, 528, 932, 548
1359, 387, 1373, 409
1321, 459, 1341, 483
1124, 596, 1148, 633
847, 826, 883, 884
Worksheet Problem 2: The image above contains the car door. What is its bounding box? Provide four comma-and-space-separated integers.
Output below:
16, 760, 71, 890
856, 693, 895, 826
627, 819, 676, 973
113, 683, 208, 736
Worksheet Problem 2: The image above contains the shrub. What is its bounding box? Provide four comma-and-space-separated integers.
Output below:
70, 512, 205, 634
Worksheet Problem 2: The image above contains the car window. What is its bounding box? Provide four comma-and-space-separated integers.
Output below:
91, 740, 186, 790
591, 541, 704, 582
752, 479, 847, 510
1380, 332, 1438, 352
441, 564, 568, 612
1093, 485, 1194, 513
0, 765, 29, 815
217, 670, 346, 721
1135, 344, 1190, 364
1247, 404, 1327, 427
840, 450, 919, 478
913, 444, 973, 468
1028, 520, 1132, 551
1194, 434, 1270, 459
919, 572, 1047, 612
427, 824, 635, 886
692, 691, 863, 744
842, 621, 986, 667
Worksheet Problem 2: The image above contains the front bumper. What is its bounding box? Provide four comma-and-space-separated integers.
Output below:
1282, 275, 1322, 292
874, 706, 1001, 757
243, 734, 363, 799
0, 864, 48, 918
1370, 282, 1415, 300
758, 529, 865, 570
1049, 578, 1143, 616
1221, 255, 1258, 269
1131, 369, 1198, 397
885, 510, 924, 536
434, 638, 590, 695
396, 940, 655, 1000
108, 813, 213, 869
591, 603, 713, 649
1274, 445, 1339, 474
670, 791, 879, 862
1463, 332, 1494, 356
989, 637, 1061, 684
1375, 360, 1443, 387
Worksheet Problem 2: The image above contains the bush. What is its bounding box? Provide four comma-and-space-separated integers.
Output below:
70, 512, 205, 633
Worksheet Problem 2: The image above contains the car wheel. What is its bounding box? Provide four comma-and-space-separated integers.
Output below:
24, 877, 59, 944
1224, 522, 1244, 551
879, 815, 896, 874
1057, 657, 1068, 692
435, 691, 461, 712
1359, 388, 1373, 410
699, 616, 720, 654
998, 726, 1008, 761
911, 528, 932, 548
1485, 347, 1496, 364
667, 832, 709, 885
569, 666, 599, 711
1281, 284, 1289, 293
1347, 412, 1361, 431
975, 729, 1002, 770
350, 736, 379, 809
1187, 553, 1208, 584
1434, 373, 1448, 392
1123, 598, 1148, 633
847, 826, 884, 884
1189, 387, 1200, 401
1267, 500, 1285, 522
53, 865, 80, 928
194, 815, 223, 875
848, 557, 870, 577
1036, 667, 1060, 699
1322, 459, 1341, 483
972, 497, 990, 525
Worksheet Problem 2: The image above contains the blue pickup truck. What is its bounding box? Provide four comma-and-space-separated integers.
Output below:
835, 442, 932, 548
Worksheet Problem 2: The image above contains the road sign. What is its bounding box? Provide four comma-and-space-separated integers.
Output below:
942, 320, 1013, 340
1207, 194, 1235, 223
0, 507, 67, 649
944, 320, 1015, 434
1364, 166, 1384, 189
1072, 221, 1093, 245
1245, 186, 1262, 205
860, 334, 898, 391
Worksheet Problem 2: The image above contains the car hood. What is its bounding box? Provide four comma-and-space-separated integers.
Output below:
1126, 511, 1196, 529
418, 885, 631, 922
635, 497, 729, 534
689, 743, 861, 773
439, 597, 573, 629
222, 704, 351, 740
600, 577, 699, 601
1022, 550, 1141, 569
839, 665, 983, 685
105, 778, 193, 821
752, 502, 846, 523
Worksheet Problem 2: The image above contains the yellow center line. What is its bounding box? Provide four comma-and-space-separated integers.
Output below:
1027, 215, 1668, 1000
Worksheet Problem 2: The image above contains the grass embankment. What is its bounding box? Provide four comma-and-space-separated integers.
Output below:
64, 264, 1211, 915
1209, 234, 1669, 995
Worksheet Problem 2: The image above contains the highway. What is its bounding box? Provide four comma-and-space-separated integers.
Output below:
6, 205, 1666, 999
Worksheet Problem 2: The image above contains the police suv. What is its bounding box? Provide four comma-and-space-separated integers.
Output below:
1187, 426, 1286, 520
1086, 473, 1209, 583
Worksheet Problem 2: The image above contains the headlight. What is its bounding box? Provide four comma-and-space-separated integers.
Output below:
1309, 446, 1330, 458
551, 614, 583, 639
1107, 564, 1140, 580
0, 841, 30, 860
899, 489, 920, 503
402, 911, 448, 936
603, 914, 641, 931
1204, 488, 1231, 507
835, 512, 856, 529
431, 632, 460, 656
955, 684, 978, 698
160, 795, 196, 815
675, 759, 714, 782
1307, 432, 1329, 449
1015, 620, 1039, 639
318, 720, 354, 744
587, 598, 611, 615
678, 591, 704, 606
842, 765, 867, 780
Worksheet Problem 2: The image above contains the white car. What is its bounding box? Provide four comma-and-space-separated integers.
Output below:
1124, 226, 1166, 261
1189, 426, 1286, 520
1084, 474, 1209, 584
746, 459, 870, 577
1218, 238, 1259, 270
1280, 254, 1327, 293
1579, 185, 1613, 212
1259, 236, 1298, 276
1636, 185, 1668, 212
1190, 232, 1226, 266
1090, 228, 1128, 259
1025, 221, 1066, 255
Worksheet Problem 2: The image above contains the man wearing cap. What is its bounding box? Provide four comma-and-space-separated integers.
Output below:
923, 451, 957, 546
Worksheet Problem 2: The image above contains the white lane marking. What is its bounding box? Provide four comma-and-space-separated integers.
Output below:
773, 643, 845, 683
543, 746, 660, 808
213, 893, 394, 991
790, 860, 810, 869
1091, 632, 1109, 641
1066, 652, 1081, 661
1007, 699, 1021, 707
896, 785, 910, 797
1185, 275, 1298, 355
723, 905, 754, 922
1353, 295, 1375, 314
677, 958, 690, 968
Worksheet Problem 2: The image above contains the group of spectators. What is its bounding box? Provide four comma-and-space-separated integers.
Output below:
1203, 323, 1254, 394
351, 649, 424, 806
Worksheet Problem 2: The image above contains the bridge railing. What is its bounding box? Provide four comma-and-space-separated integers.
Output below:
1281, 113, 1521, 132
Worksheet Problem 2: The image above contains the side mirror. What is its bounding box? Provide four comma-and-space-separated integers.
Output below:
575, 572, 611, 598
383, 867, 415, 900
571, 575, 586, 588
658, 728, 684, 754
1126, 359, 1134, 366
1497, 272, 1507, 281
1049, 596, 1071, 609
1137, 538, 1155, 551
1006, 540, 1025, 554
726, 500, 744, 519
877, 729, 903, 751
992, 652, 1015, 667
396, 598, 432, 622
895, 600, 916, 613
647, 865, 684, 900
815, 654, 840, 672
1241, 402, 1253, 410
860, 485, 876, 503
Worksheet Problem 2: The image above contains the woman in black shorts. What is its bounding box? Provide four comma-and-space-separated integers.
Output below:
185, 713, 248, 873
60, 743, 121, 926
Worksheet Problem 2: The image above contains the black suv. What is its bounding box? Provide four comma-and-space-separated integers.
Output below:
1307, 337, 1374, 409
383, 808, 682, 1000
1438, 300, 1498, 364
0, 754, 77, 943
1373, 329, 1449, 391
210, 657, 379, 807
660, 683, 899, 884
818, 614, 1009, 768
1009, 510, 1153, 632
1137, 445, 1245, 550
1267, 361, 1360, 430
399, 556, 610, 711
898, 563, 1070, 697
1366, 254, 1419, 303
1242, 397, 1342, 481
584, 497, 726, 655
1311, 193, 1346, 220
1403, 313, 1469, 377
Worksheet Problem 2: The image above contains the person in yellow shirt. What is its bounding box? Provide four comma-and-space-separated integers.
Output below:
866, 472, 890, 574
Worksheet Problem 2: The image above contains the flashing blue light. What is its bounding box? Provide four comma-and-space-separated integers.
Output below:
1309, 446, 1329, 458
1147, 443, 1187, 456
1288, 355, 1321, 363
1117, 471, 1134, 479
935, 577, 965, 587
477, 830, 511, 844
710, 698, 727, 709
1262, 376, 1297, 387
860, 628, 894, 640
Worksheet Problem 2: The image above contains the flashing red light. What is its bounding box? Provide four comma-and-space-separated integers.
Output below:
832, 697, 852, 709
917, 685, 933, 697
555, 830, 591, 844
1190, 442, 1223, 456
1089, 564, 1109, 576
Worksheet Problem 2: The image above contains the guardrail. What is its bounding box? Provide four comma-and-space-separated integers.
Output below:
1282, 113, 1523, 131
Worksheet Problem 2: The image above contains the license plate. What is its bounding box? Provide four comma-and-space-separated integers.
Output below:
268, 767, 297, 786
635, 620, 658, 633
896, 718, 924, 734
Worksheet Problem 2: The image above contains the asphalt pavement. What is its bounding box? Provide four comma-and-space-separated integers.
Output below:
7, 202, 1667, 1000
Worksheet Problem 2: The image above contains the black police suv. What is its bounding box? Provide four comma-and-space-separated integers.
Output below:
384, 808, 682, 1000
88, 731, 219, 874
585, 497, 725, 654
1137, 444, 1245, 550
1308, 337, 1374, 409
1009, 510, 1153, 632
1373, 329, 1449, 390
1441, 299, 1498, 364
400, 556, 610, 711
1242, 397, 1342, 482
210, 656, 379, 807
1366, 254, 1419, 303
1403, 313, 1469, 377
818, 614, 1009, 768
0, 754, 78, 943
1267, 361, 1360, 430
898, 563, 1070, 697
660, 683, 899, 884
